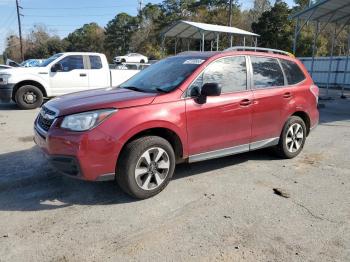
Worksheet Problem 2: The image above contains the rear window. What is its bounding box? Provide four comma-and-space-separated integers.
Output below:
89, 56, 102, 69
280, 59, 306, 85
251, 56, 285, 88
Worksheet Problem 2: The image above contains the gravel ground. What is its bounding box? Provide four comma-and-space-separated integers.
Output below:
0, 95, 349, 262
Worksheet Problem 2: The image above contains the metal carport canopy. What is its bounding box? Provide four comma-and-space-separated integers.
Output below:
290, 0, 350, 24
163, 20, 259, 40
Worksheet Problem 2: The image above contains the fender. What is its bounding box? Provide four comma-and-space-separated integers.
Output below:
118, 119, 188, 158
9, 70, 50, 97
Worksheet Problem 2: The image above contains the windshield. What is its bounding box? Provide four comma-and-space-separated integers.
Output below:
39, 53, 63, 67
120, 56, 206, 93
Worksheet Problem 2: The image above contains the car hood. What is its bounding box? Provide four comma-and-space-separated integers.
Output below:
45, 87, 157, 116
0, 67, 45, 74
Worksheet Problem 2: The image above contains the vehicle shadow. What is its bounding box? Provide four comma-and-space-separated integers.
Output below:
0, 102, 18, 111
0, 145, 277, 212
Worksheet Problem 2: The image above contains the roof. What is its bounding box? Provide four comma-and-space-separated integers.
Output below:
290, 0, 350, 24
162, 20, 259, 41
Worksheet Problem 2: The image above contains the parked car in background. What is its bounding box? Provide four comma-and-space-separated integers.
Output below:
0, 65, 12, 70
6, 59, 20, 67
34, 48, 319, 199
0, 52, 145, 109
20, 59, 44, 67
113, 53, 148, 64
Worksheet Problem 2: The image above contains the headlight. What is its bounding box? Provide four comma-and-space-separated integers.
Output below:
0, 74, 11, 85
61, 109, 117, 131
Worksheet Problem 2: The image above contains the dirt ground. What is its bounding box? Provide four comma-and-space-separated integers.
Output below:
0, 92, 349, 261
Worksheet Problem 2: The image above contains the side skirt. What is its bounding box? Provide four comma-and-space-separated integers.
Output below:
188, 137, 279, 163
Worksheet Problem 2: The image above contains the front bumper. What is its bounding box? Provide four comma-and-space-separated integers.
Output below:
0, 84, 14, 102
34, 121, 121, 182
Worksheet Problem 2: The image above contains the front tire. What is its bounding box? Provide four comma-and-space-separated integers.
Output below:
274, 116, 306, 159
140, 59, 145, 64
15, 85, 43, 110
116, 136, 176, 199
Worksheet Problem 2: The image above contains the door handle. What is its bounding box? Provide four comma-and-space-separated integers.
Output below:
240, 99, 252, 106
283, 92, 292, 98
80, 73, 87, 77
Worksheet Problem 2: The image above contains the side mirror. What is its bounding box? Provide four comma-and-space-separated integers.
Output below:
201, 83, 221, 97
51, 63, 63, 72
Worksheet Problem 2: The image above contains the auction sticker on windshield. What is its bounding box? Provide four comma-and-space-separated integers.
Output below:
183, 59, 205, 65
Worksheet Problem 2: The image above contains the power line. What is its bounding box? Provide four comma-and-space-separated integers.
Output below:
23, 4, 134, 10
23, 14, 118, 18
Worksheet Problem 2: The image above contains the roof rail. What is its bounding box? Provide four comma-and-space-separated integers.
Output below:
224, 46, 295, 57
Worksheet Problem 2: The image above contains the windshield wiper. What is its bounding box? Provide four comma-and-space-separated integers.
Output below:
155, 87, 169, 93
122, 86, 145, 92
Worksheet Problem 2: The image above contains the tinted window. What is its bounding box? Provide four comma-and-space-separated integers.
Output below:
90, 56, 102, 69
251, 56, 284, 88
189, 56, 247, 94
280, 59, 306, 85
59, 55, 84, 72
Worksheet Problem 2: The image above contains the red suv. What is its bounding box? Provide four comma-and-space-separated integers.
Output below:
34, 48, 319, 199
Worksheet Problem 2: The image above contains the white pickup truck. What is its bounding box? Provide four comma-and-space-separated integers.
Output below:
0, 52, 143, 109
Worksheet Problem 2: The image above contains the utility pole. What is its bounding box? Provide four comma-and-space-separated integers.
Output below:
228, 0, 233, 27
16, 0, 24, 62
138, 0, 143, 14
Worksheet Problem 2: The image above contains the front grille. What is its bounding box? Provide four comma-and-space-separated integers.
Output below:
37, 106, 57, 132
37, 114, 54, 132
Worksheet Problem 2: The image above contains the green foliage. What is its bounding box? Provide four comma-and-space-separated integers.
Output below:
252, 2, 294, 52
65, 23, 105, 53
104, 13, 138, 59
2, 0, 348, 62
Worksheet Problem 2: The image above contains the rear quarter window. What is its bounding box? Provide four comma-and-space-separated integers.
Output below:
89, 56, 103, 69
280, 59, 306, 85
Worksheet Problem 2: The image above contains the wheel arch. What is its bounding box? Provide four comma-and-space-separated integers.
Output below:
291, 111, 311, 135
13, 80, 47, 100
118, 127, 185, 165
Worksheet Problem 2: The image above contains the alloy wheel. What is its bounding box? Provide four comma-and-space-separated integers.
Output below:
285, 123, 304, 153
134, 147, 170, 191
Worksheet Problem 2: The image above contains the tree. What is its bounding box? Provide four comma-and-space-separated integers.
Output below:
252, 1, 294, 51
65, 23, 105, 53
104, 13, 138, 59
249, 0, 271, 22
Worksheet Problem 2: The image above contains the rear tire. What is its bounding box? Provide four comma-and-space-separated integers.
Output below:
140, 59, 145, 64
15, 85, 43, 110
274, 116, 306, 159
116, 136, 176, 199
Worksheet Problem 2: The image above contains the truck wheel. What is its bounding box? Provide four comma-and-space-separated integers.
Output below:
117, 136, 176, 199
274, 116, 306, 159
121, 59, 126, 63
140, 59, 145, 64
15, 85, 44, 110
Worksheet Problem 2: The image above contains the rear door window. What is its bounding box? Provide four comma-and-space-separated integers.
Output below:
280, 59, 306, 85
251, 56, 285, 88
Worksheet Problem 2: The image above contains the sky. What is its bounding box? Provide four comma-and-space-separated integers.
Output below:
0, 0, 295, 54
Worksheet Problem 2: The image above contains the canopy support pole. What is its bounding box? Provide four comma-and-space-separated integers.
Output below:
342, 30, 350, 98
243, 36, 246, 46
174, 37, 178, 55
311, 21, 320, 78
293, 17, 300, 54
327, 24, 337, 95
230, 35, 233, 47
216, 34, 219, 51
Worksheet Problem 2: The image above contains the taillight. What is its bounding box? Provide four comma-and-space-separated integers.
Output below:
310, 85, 319, 104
